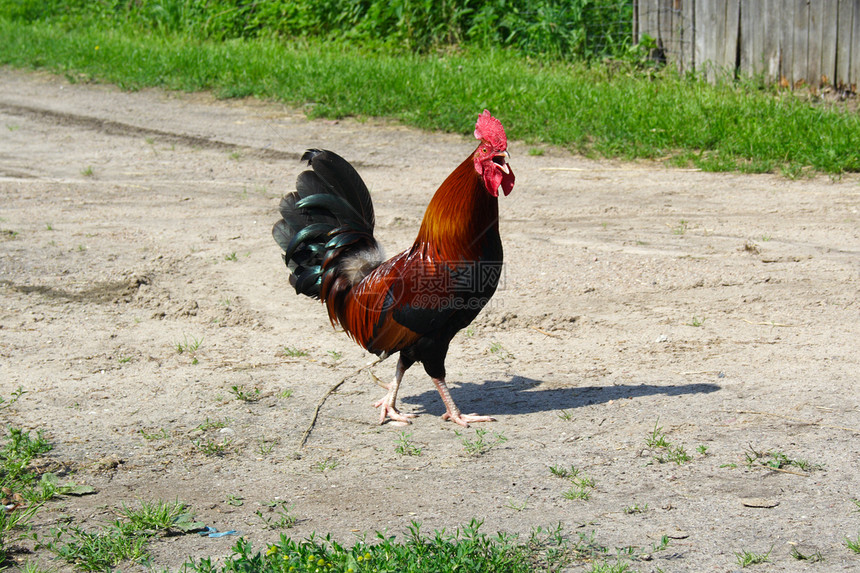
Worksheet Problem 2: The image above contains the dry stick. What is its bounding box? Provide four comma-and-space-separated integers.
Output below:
741, 318, 798, 327
735, 409, 860, 434
530, 325, 561, 338
751, 465, 809, 477
299, 359, 382, 449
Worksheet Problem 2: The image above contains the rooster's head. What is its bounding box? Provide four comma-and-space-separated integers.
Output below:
472, 110, 515, 198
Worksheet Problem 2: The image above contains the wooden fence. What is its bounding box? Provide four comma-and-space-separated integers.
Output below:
634, 0, 860, 91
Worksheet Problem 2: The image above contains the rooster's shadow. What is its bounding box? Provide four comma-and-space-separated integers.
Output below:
400, 375, 721, 418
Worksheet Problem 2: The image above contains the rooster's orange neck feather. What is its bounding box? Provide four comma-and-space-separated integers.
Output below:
415, 151, 499, 261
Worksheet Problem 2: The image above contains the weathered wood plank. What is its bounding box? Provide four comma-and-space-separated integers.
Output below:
764, 0, 783, 82
792, 0, 810, 87
851, 0, 860, 88
820, 0, 839, 85
658, 0, 673, 50
837, 0, 854, 86
679, 0, 695, 72
808, 0, 823, 87
723, 0, 741, 79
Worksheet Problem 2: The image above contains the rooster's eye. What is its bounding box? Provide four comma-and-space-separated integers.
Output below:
482, 148, 487, 153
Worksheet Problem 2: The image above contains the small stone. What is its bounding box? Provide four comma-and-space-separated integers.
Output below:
741, 497, 779, 508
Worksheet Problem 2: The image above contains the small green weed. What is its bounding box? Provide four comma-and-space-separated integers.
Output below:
556, 409, 574, 421
688, 316, 706, 327
652, 534, 670, 552
119, 499, 187, 531
229, 384, 261, 402
0, 386, 27, 410
313, 458, 339, 472
645, 420, 691, 465
505, 498, 527, 512
226, 494, 244, 506
562, 474, 596, 501
175, 335, 203, 354
528, 148, 545, 156
81, 166, 94, 177
744, 445, 821, 472
327, 350, 343, 361
394, 431, 422, 456
225, 251, 238, 261
846, 534, 860, 554
278, 389, 294, 399
488, 341, 515, 360
256, 501, 297, 530
139, 428, 168, 441
551, 464, 595, 501
623, 503, 648, 514
192, 438, 232, 456
256, 439, 276, 456
549, 464, 580, 479
735, 547, 772, 567
455, 428, 507, 456
47, 523, 149, 571
195, 417, 229, 431
790, 545, 824, 561
671, 219, 689, 235
281, 346, 308, 358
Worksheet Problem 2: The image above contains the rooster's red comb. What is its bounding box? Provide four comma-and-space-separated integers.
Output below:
473, 109, 507, 150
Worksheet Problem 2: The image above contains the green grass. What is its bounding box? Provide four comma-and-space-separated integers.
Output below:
455, 428, 508, 456
184, 520, 599, 573
644, 420, 691, 465
46, 500, 192, 570
255, 501, 297, 530
735, 547, 772, 567
0, 10, 858, 174
394, 431, 422, 456
229, 384, 261, 402
744, 446, 822, 472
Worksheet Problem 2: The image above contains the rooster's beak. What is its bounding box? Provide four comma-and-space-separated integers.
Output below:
493, 150, 511, 174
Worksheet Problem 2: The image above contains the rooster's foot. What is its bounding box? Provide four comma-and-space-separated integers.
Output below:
373, 398, 416, 426
442, 411, 496, 428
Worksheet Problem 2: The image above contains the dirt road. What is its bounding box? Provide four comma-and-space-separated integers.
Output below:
1, 68, 859, 571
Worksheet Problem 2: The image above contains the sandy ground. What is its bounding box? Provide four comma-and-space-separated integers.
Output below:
1, 68, 859, 572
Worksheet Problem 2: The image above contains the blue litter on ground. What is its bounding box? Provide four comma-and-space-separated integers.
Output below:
198, 526, 238, 538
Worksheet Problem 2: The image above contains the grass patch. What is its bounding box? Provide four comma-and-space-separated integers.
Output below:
455, 428, 507, 456
0, 10, 858, 175
46, 500, 194, 570
734, 547, 772, 567
228, 384, 261, 403
744, 445, 822, 472
184, 520, 603, 573
644, 420, 691, 465
394, 431, 422, 457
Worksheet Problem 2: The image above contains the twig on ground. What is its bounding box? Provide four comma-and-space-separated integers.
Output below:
742, 318, 798, 327
530, 326, 561, 338
734, 410, 860, 434
299, 359, 382, 449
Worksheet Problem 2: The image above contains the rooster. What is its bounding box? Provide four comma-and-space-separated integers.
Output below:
273, 110, 514, 427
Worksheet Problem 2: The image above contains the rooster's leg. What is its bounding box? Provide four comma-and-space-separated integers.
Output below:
432, 377, 495, 428
373, 357, 417, 425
